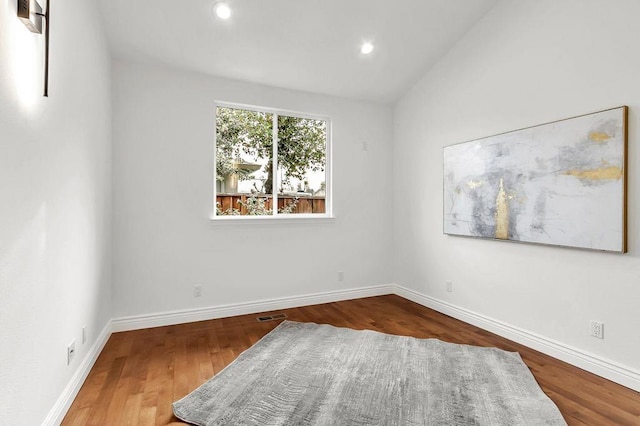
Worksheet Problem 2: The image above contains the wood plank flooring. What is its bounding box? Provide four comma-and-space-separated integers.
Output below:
62, 295, 640, 425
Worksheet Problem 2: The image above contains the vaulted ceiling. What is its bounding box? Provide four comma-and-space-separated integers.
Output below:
98, 0, 497, 104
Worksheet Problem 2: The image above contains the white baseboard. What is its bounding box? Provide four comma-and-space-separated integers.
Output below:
42, 320, 112, 426
394, 285, 640, 392
112, 284, 395, 332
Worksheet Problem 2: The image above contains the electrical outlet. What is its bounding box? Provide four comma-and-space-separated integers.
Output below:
446, 281, 453, 292
82, 326, 87, 344
194, 285, 202, 297
337, 271, 344, 282
67, 340, 76, 365
590, 320, 604, 339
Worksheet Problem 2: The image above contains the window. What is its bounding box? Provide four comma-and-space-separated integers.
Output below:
214, 103, 330, 218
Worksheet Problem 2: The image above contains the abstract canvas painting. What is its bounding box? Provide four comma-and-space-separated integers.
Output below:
443, 107, 627, 252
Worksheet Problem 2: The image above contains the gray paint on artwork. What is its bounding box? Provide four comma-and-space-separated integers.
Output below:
454, 170, 526, 240
531, 190, 548, 234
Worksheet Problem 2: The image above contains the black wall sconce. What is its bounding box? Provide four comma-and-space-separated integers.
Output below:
17, 0, 50, 97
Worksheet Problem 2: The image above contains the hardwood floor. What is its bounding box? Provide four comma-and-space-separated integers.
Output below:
62, 295, 640, 425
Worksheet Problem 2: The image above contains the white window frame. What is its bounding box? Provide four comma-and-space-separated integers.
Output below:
212, 101, 333, 222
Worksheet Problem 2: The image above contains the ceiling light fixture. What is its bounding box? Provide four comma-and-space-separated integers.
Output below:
16, 0, 50, 96
360, 42, 374, 55
213, 2, 232, 20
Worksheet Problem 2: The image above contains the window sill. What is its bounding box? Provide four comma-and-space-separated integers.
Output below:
209, 214, 336, 226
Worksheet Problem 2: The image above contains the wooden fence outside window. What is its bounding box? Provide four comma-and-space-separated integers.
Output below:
216, 194, 326, 215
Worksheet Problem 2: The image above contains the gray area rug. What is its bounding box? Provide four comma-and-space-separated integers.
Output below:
173, 321, 566, 425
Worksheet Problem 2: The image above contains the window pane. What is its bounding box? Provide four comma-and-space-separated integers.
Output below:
215, 107, 274, 216
276, 115, 326, 214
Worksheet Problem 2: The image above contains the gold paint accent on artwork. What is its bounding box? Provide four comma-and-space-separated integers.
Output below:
588, 131, 612, 143
467, 180, 484, 189
564, 166, 623, 181
495, 178, 509, 240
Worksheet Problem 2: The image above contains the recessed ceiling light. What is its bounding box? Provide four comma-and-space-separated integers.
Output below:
360, 42, 374, 55
213, 2, 232, 20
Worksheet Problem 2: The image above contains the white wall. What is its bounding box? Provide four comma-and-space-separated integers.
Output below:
0, 0, 112, 424
394, 0, 640, 381
112, 61, 393, 318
